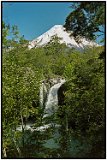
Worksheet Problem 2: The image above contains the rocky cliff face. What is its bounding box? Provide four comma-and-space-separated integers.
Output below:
58, 81, 69, 106
58, 83, 66, 106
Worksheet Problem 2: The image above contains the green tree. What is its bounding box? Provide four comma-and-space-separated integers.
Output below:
62, 47, 105, 158
2, 21, 10, 49
64, 2, 105, 41
2, 45, 43, 157
2, 21, 28, 51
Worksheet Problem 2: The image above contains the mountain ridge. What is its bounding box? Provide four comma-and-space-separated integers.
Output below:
28, 25, 99, 50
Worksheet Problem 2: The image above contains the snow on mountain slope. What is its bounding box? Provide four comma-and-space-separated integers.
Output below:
28, 25, 99, 50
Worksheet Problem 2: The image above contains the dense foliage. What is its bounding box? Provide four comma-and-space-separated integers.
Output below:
57, 47, 105, 158
2, 37, 105, 158
64, 2, 105, 42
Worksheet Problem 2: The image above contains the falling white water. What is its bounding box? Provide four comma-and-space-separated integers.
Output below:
16, 123, 60, 132
43, 79, 65, 118
16, 79, 65, 132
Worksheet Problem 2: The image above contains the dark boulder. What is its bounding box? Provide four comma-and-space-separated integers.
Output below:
58, 82, 68, 106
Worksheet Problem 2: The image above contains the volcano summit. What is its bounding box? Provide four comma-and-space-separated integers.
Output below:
28, 25, 99, 50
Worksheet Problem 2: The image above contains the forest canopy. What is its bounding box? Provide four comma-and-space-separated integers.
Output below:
64, 2, 105, 42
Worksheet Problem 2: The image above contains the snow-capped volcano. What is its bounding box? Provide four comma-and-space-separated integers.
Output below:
28, 25, 99, 50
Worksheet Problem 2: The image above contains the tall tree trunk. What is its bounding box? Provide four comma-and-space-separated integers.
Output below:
65, 112, 68, 132
21, 114, 25, 148
3, 147, 7, 158
12, 137, 21, 157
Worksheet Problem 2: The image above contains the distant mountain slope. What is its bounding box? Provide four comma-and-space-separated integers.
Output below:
28, 25, 99, 50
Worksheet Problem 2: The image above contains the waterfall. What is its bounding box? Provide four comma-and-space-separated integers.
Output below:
43, 79, 65, 118
16, 78, 65, 132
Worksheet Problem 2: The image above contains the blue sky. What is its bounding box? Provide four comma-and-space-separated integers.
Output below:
2, 2, 72, 40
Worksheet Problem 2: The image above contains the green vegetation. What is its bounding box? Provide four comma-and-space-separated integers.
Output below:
2, 4, 105, 157
2, 36, 105, 158
64, 2, 105, 42
57, 47, 105, 158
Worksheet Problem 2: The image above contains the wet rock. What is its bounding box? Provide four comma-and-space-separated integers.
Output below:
58, 82, 68, 106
